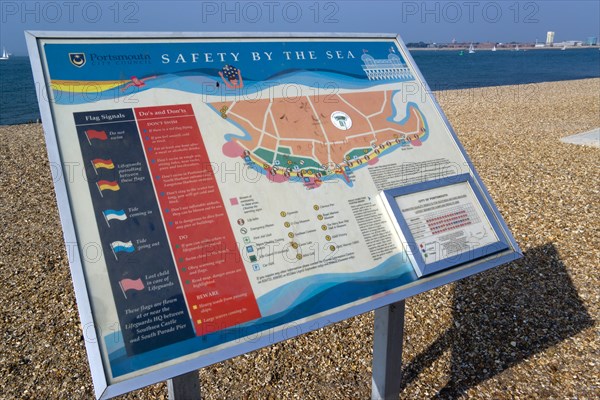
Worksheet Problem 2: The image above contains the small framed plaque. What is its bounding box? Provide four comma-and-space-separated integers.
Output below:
380, 174, 510, 277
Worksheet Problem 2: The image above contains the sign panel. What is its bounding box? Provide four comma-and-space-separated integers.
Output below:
26, 32, 521, 399
380, 174, 510, 277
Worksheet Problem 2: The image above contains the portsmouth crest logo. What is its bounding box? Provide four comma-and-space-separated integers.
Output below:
69, 53, 86, 68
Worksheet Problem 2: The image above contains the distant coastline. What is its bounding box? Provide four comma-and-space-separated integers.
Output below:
408, 46, 600, 51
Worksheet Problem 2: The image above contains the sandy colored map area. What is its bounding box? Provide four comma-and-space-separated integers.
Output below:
212, 90, 427, 184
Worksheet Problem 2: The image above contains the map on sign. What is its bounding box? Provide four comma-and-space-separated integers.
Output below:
214, 93, 428, 189
30, 33, 520, 399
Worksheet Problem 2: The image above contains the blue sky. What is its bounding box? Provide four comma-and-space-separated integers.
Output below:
1, 0, 599, 55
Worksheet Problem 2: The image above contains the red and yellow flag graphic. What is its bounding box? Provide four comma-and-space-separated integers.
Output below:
92, 158, 115, 170
97, 180, 120, 192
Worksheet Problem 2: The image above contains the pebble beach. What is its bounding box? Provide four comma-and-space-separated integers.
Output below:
1, 78, 598, 399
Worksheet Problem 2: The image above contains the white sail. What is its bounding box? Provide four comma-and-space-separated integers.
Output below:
0, 47, 9, 60
468, 43, 475, 54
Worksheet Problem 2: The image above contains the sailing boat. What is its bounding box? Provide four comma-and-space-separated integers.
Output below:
561, 45, 566, 51
468, 43, 475, 54
0, 47, 9, 60
492, 45, 497, 52
514, 44, 520, 51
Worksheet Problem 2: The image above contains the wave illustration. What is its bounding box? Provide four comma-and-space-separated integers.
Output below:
52, 69, 414, 104
196, 252, 417, 348
257, 252, 414, 316
106, 252, 416, 377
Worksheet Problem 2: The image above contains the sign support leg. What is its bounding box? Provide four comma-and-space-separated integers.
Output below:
371, 300, 405, 400
168, 370, 201, 400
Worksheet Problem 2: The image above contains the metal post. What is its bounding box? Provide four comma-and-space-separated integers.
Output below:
168, 370, 201, 400
371, 300, 405, 400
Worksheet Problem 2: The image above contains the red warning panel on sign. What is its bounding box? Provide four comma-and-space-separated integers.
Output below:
135, 104, 261, 336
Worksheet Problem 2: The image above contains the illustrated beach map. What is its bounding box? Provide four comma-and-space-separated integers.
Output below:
214, 91, 428, 189
32, 35, 520, 395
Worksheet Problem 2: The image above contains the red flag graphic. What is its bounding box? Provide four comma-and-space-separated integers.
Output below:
119, 278, 145, 292
86, 129, 108, 141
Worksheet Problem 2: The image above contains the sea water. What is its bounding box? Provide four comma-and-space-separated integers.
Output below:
1, 48, 598, 126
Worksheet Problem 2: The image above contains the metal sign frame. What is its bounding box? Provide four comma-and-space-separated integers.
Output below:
381, 173, 510, 277
25, 31, 522, 399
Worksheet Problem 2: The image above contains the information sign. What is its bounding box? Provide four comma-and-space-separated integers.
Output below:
26, 32, 521, 399
380, 174, 510, 277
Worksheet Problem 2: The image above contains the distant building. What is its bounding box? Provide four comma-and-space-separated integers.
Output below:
587, 37, 598, 46
555, 40, 583, 48
361, 51, 413, 81
546, 31, 555, 46
478, 42, 496, 49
